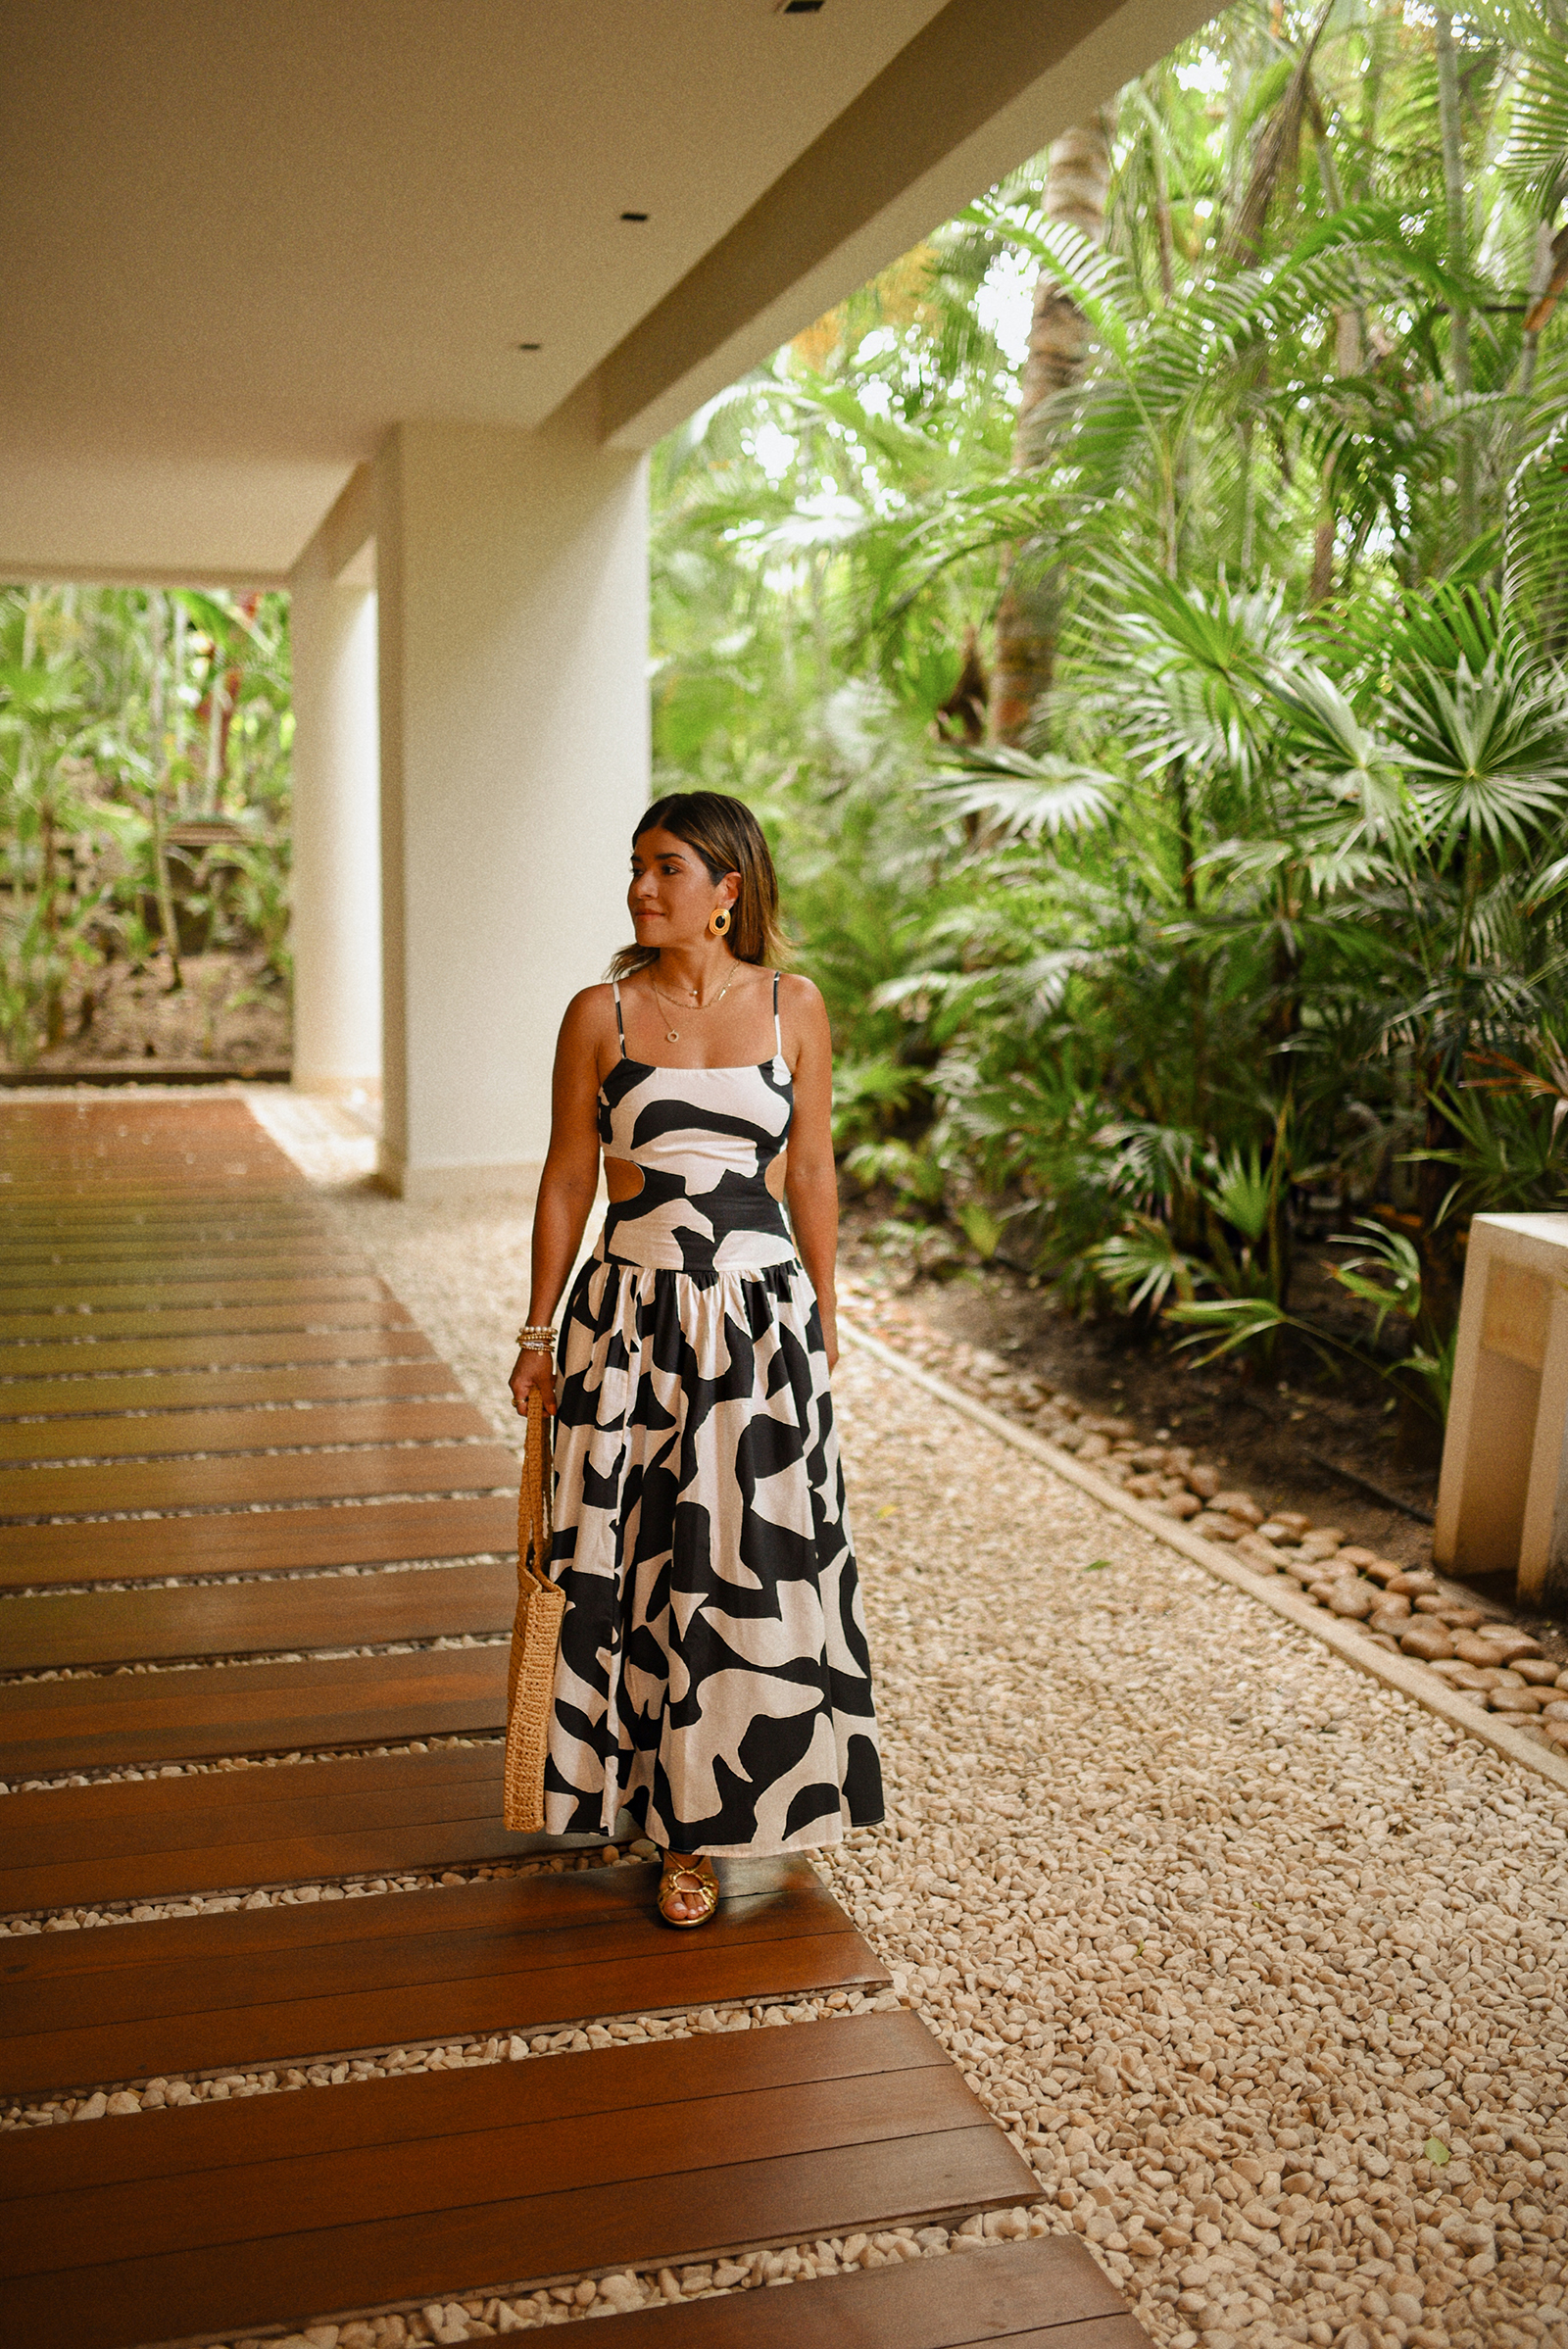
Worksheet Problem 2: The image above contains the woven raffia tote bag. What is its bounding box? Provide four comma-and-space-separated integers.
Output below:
502, 1391, 565, 1832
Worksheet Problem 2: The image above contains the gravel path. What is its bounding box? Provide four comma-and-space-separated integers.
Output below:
304, 1173, 1568, 2349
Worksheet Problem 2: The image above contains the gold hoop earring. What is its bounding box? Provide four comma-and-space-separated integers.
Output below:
709, 907, 731, 937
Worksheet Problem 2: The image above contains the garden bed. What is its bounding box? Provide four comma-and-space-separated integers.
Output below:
840, 1199, 1439, 1561
2, 950, 290, 1084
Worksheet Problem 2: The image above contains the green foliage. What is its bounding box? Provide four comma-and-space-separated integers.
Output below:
648, 0, 1568, 1421
0, 585, 291, 1063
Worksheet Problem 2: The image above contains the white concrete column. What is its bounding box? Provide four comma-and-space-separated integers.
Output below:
373, 398, 649, 1202
288, 468, 383, 1096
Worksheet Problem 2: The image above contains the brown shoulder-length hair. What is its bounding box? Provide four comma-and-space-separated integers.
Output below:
608, 791, 794, 979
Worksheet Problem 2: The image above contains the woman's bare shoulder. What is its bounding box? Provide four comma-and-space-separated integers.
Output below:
563, 981, 616, 1020
558, 983, 621, 1050
777, 970, 827, 1024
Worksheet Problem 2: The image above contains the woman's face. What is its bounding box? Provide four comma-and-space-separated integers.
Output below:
628, 827, 738, 946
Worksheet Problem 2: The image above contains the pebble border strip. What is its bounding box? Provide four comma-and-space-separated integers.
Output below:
206, 2207, 1054, 2346
837, 1318, 1568, 1802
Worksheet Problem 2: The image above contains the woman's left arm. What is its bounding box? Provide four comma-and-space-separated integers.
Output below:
781, 976, 842, 1369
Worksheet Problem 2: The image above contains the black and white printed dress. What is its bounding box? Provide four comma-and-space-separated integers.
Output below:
542, 973, 883, 1856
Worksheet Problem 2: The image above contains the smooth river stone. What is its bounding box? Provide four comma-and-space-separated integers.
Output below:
1400, 1624, 1456, 1662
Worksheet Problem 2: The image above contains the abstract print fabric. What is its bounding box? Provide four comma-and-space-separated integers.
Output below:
542, 978, 883, 1857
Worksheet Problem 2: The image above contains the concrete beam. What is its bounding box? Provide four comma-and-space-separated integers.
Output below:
594, 0, 1214, 450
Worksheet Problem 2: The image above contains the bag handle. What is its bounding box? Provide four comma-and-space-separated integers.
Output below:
517, 1389, 553, 1581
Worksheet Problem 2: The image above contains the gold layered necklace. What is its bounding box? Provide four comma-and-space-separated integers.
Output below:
649, 964, 743, 1043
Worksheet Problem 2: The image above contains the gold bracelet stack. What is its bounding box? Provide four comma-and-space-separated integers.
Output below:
515, 1325, 557, 1350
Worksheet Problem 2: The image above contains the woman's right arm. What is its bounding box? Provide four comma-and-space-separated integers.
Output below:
508, 990, 606, 1417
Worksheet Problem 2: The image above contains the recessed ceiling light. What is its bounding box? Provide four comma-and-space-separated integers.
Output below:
514, 341, 542, 352
620, 210, 650, 222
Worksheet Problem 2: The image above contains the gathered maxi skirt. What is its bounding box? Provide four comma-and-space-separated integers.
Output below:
541, 1246, 884, 1855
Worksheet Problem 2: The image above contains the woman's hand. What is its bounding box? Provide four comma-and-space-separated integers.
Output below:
509, 1346, 557, 1418
818, 1304, 839, 1374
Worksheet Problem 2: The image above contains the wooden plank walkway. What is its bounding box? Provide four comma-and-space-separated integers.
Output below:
0, 1098, 1147, 2349
0, 1270, 389, 1314
583, 2237, 1143, 2349
1, 1641, 509, 1776
0, 1493, 515, 1590
0, 1358, 463, 1417
0, 1325, 442, 1380
0, 1394, 497, 1462
0, 1558, 515, 1671
0, 1747, 520, 1911
0, 1296, 418, 1344
0, 2014, 1052, 2349
0, 1439, 516, 1521
0, 1859, 890, 2096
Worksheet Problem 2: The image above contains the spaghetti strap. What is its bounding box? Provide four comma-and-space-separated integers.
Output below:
612, 979, 626, 1057
772, 970, 782, 1057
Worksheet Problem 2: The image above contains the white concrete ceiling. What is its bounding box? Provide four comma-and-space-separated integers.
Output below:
1, 0, 1210, 585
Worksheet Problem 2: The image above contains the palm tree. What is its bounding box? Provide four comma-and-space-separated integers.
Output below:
989, 110, 1117, 745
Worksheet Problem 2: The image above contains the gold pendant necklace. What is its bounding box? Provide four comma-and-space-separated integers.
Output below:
650, 967, 738, 1043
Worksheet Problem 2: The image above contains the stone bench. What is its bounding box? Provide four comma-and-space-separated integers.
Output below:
1436, 1211, 1568, 1604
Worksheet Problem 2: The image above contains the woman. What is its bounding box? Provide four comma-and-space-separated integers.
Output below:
508, 791, 883, 1928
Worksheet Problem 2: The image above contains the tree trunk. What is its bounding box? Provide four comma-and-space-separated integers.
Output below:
935, 626, 989, 744
1151, 103, 1176, 304
1434, 11, 1476, 546
170, 598, 189, 815
145, 591, 182, 990
990, 109, 1116, 746
1309, 306, 1362, 603
1517, 220, 1567, 407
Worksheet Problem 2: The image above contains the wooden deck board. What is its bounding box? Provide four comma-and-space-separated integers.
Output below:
0, 1394, 496, 1464
0, 1437, 516, 1521
0, 1493, 515, 1589
0, 1740, 504, 1843
0, 1208, 325, 1242
0, 1096, 298, 1143
5, 2130, 1032, 2349
0, 1246, 367, 1283
0, 1863, 892, 2094
1, 1180, 309, 1205
0, 2009, 924, 2194
0, 1294, 415, 1346
0, 2014, 1040, 2349
0, 1557, 515, 1671
0, 1359, 463, 1418
13, 2067, 959, 2265
0, 1328, 440, 1382
2, 1848, 674, 1981
0, 1640, 510, 1777
0, 1273, 386, 1315
0, 1747, 521, 1912
535, 2236, 1141, 2348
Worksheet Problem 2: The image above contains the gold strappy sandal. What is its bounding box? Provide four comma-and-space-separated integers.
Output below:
657, 1856, 718, 1931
